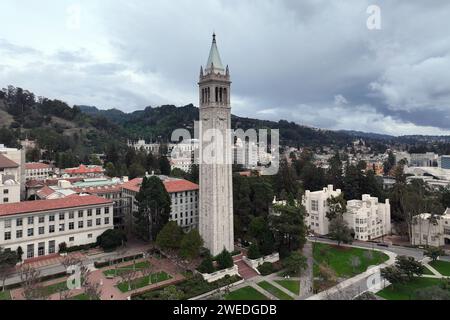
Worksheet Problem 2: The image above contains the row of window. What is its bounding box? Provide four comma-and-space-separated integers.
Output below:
3, 218, 110, 241
3, 207, 110, 228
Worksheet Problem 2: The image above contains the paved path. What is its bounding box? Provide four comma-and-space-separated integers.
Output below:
298, 241, 314, 299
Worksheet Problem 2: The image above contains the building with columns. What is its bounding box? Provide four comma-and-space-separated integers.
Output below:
198, 34, 234, 256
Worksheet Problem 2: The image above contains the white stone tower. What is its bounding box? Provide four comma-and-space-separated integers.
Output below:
198, 34, 234, 256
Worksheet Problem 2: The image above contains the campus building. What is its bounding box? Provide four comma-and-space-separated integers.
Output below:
411, 211, 450, 247
344, 195, 391, 241
25, 162, 53, 181
0, 195, 114, 259
0, 144, 26, 200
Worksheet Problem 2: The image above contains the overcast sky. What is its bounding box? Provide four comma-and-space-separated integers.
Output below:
1, 1, 450, 136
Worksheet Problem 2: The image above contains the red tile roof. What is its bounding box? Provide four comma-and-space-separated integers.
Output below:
64, 164, 104, 175
0, 195, 112, 217
122, 178, 199, 194
0, 154, 19, 169
36, 185, 56, 199
26, 162, 51, 170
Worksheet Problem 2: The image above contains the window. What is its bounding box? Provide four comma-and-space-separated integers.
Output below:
87, 220, 92, 227
311, 200, 319, 211
27, 228, 34, 237
27, 244, 34, 258
49, 215, 55, 222
96, 218, 101, 226
28, 217, 34, 225
88, 234, 93, 239
3, 198, 8, 203
49, 225, 55, 233
104, 217, 110, 225
49, 241, 55, 254
105, 207, 110, 214
39, 216, 45, 224
3, 189, 8, 194
38, 242, 45, 256
78, 221, 84, 229
59, 224, 65, 232
69, 222, 74, 230
78, 211, 84, 218
4, 231, 11, 241
16, 218, 23, 227
69, 237, 75, 242
4, 219, 11, 229
39, 226, 45, 235
88, 209, 92, 216
69, 212, 74, 219
59, 213, 65, 220
96, 208, 101, 216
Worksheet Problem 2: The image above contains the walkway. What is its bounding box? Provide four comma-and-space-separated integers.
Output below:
233, 254, 258, 280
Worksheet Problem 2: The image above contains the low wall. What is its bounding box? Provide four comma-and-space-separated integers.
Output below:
200, 265, 239, 283
243, 253, 280, 274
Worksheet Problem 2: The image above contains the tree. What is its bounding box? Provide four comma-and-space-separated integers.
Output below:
395, 256, 424, 280
156, 222, 184, 251
415, 286, 450, 300
19, 265, 48, 300
328, 216, 353, 246
119, 269, 137, 292
282, 252, 308, 277
318, 264, 337, 284
97, 229, 127, 251
380, 266, 405, 289
247, 243, 262, 260
349, 256, 361, 274
216, 249, 234, 270
197, 255, 215, 274
269, 202, 307, 256
128, 162, 146, 179
159, 156, 171, 175
0, 248, 18, 291
424, 246, 446, 262
133, 176, 171, 241
160, 285, 185, 300
17, 246, 23, 262
180, 229, 204, 260
105, 162, 116, 177
326, 194, 347, 221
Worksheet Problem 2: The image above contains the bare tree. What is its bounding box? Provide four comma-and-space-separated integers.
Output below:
140, 262, 155, 285
19, 265, 48, 300
349, 256, 361, 274
119, 269, 137, 292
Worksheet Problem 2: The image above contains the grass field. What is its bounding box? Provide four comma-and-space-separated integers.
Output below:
42, 280, 69, 295
422, 265, 435, 275
225, 286, 268, 300
116, 271, 171, 293
0, 290, 11, 300
376, 278, 447, 300
429, 260, 450, 276
313, 243, 389, 277
257, 281, 293, 300
103, 261, 152, 277
70, 293, 90, 300
275, 280, 300, 295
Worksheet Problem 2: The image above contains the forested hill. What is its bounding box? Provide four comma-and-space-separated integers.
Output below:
79, 105, 353, 148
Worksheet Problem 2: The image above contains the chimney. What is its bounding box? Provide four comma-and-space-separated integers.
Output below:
122, 176, 129, 183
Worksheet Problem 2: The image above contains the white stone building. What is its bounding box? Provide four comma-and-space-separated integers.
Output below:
0, 145, 25, 199
25, 162, 53, 181
0, 195, 113, 259
345, 195, 391, 241
128, 140, 161, 154
303, 185, 342, 235
411, 211, 450, 247
122, 176, 199, 232
198, 34, 234, 255
0, 154, 21, 204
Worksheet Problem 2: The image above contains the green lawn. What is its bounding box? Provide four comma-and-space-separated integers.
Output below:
429, 260, 450, 276
225, 286, 268, 300
116, 271, 171, 293
43, 280, 69, 295
313, 243, 389, 277
0, 290, 11, 300
257, 281, 293, 300
423, 265, 435, 275
103, 261, 152, 277
275, 280, 300, 295
70, 293, 89, 300
377, 277, 447, 300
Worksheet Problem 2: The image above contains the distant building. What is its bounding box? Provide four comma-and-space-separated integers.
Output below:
345, 195, 391, 241
63, 164, 104, 178
411, 211, 450, 247
128, 140, 161, 154
410, 153, 438, 167
440, 155, 450, 170
0, 195, 114, 259
25, 162, 53, 181
0, 144, 25, 200
303, 185, 342, 235
122, 176, 199, 232
0, 154, 21, 204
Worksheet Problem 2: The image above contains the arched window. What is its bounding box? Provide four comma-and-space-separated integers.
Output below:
219, 87, 223, 103
207, 87, 210, 102
223, 88, 227, 104
215, 87, 219, 102
201, 88, 204, 104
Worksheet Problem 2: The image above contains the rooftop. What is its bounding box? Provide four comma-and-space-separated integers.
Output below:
0, 154, 19, 169
123, 177, 199, 194
26, 162, 51, 170
0, 195, 112, 217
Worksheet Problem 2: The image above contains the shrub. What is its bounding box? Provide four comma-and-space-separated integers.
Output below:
197, 255, 215, 274
97, 229, 127, 251
59, 242, 67, 253
247, 243, 262, 260
257, 262, 274, 276
216, 249, 234, 270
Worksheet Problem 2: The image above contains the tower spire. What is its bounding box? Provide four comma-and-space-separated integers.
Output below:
205, 33, 225, 75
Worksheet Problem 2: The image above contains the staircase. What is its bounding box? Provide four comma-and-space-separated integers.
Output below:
233, 254, 258, 280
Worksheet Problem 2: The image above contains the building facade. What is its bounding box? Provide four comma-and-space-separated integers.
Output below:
412, 211, 450, 247
303, 185, 342, 235
0, 195, 113, 259
344, 195, 391, 241
0, 145, 25, 200
25, 162, 53, 181
198, 34, 234, 255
